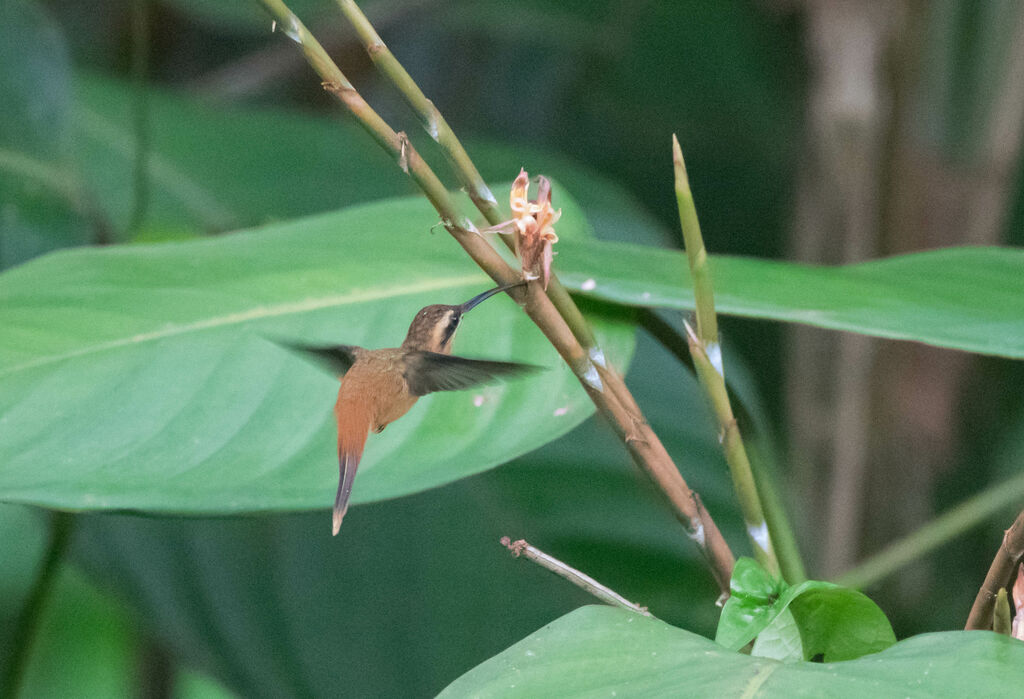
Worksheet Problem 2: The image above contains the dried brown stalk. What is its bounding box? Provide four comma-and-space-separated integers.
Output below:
965, 509, 1024, 630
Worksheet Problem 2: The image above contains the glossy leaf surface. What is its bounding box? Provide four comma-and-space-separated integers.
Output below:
0, 192, 633, 513
67, 331, 741, 697
559, 241, 1024, 358
442, 605, 1024, 697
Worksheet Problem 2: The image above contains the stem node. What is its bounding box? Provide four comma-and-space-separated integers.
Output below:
262, 0, 739, 593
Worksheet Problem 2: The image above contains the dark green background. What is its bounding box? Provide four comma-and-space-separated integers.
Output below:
3, 1, 1023, 696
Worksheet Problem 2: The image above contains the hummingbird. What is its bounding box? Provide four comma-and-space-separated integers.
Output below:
280, 281, 538, 535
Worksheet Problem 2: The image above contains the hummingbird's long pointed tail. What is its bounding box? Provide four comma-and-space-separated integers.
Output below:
333, 398, 370, 536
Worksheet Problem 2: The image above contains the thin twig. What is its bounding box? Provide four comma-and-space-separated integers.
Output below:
501, 537, 652, 617
0, 512, 74, 698
965, 509, 1024, 630
674, 137, 782, 579
259, 0, 736, 593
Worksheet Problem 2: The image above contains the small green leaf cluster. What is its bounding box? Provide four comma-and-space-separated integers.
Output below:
716, 558, 896, 662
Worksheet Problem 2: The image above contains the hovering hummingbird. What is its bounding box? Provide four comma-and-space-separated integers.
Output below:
280, 281, 538, 535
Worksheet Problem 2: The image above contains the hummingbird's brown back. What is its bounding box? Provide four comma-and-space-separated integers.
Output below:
277, 281, 532, 536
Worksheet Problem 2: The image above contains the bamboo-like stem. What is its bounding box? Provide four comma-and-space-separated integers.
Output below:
261, 2, 517, 288
501, 537, 652, 617
674, 136, 781, 579
636, 307, 805, 582
333, 0, 600, 357
748, 443, 807, 584
673, 135, 718, 349
965, 509, 1024, 631
687, 322, 779, 578
259, 0, 736, 593
333, 3, 653, 498
335, 0, 500, 221
837, 470, 1024, 590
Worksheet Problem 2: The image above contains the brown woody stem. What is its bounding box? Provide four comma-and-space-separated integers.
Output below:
965, 509, 1024, 630
333, 0, 598, 355
260, 0, 736, 594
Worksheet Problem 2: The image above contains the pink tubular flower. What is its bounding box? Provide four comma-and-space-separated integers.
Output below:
506, 168, 561, 289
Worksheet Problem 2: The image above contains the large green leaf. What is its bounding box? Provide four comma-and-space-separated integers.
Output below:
67, 331, 744, 697
441, 605, 1024, 697
558, 240, 1024, 359
0, 191, 633, 514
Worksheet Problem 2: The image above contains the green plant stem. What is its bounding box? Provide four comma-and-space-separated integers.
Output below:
636, 308, 745, 425
333, 2, 647, 490
837, 470, 1024, 590
334, 0, 500, 221
748, 444, 807, 584
501, 537, 652, 617
637, 307, 806, 582
261, 1, 398, 162
0, 511, 74, 698
673, 135, 717, 346
674, 136, 781, 579
260, 2, 513, 287
259, 0, 737, 594
333, 0, 600, 360
687, 323, 779, 578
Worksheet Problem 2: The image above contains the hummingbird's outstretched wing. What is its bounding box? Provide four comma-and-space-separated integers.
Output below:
274, 341, 362, 378
404, 351, 541, 396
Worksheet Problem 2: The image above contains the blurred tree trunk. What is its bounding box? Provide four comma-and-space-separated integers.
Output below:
786, 0, 1024, 590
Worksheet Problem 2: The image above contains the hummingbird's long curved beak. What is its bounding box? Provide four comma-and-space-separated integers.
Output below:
459, 280, 526, 313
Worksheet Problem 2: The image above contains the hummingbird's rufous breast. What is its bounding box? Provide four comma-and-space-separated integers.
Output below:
276, 281, 537, 537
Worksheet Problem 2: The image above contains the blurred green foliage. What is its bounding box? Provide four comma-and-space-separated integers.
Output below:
3, 0, 1024, 695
